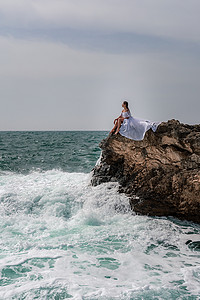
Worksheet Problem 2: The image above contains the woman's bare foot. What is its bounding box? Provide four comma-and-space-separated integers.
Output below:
114, 130, 119, 135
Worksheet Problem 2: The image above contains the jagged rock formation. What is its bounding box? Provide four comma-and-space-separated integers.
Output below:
91, 120, 200, 224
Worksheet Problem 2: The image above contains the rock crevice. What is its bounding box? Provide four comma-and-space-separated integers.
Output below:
91, 120, 200, 224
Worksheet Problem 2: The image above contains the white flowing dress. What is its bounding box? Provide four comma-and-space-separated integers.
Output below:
119, 111, 160, 141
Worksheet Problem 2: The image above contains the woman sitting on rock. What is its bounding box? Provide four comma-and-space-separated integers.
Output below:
110, 101, 160, 141
110, 101, 130, 135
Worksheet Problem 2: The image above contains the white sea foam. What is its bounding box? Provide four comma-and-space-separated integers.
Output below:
0, 170, 200, 299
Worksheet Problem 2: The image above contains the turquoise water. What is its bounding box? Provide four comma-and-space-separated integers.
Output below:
0, 132, 199, 299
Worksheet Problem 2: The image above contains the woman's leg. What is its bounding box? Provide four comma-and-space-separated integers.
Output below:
109, 119, 118, 134
109, 122, 117, 134
115, 118, 123, 134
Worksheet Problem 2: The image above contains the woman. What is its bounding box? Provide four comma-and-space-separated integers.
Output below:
110, 101, 160, 141
110, 101, 130, 135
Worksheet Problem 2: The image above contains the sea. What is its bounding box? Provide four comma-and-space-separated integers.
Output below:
0, 131, 199, 300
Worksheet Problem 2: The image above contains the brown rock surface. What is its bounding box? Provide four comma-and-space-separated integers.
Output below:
91, 119, 200, 223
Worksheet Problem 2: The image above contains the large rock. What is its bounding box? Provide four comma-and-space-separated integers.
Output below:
91, 120, 200, 224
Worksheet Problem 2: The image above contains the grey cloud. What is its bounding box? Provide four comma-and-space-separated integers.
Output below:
0, 0, 200, 43
0, 26, 200, 57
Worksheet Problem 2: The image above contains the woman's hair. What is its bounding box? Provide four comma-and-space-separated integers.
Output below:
123, 101, 129, 109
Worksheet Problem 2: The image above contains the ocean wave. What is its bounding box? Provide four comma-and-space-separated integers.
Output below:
0, 169, 200, 299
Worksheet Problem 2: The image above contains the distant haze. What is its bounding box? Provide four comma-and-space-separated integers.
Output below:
0, 0, 200, 130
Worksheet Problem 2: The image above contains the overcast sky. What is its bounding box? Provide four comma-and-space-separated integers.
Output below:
0, 0, 200, 130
